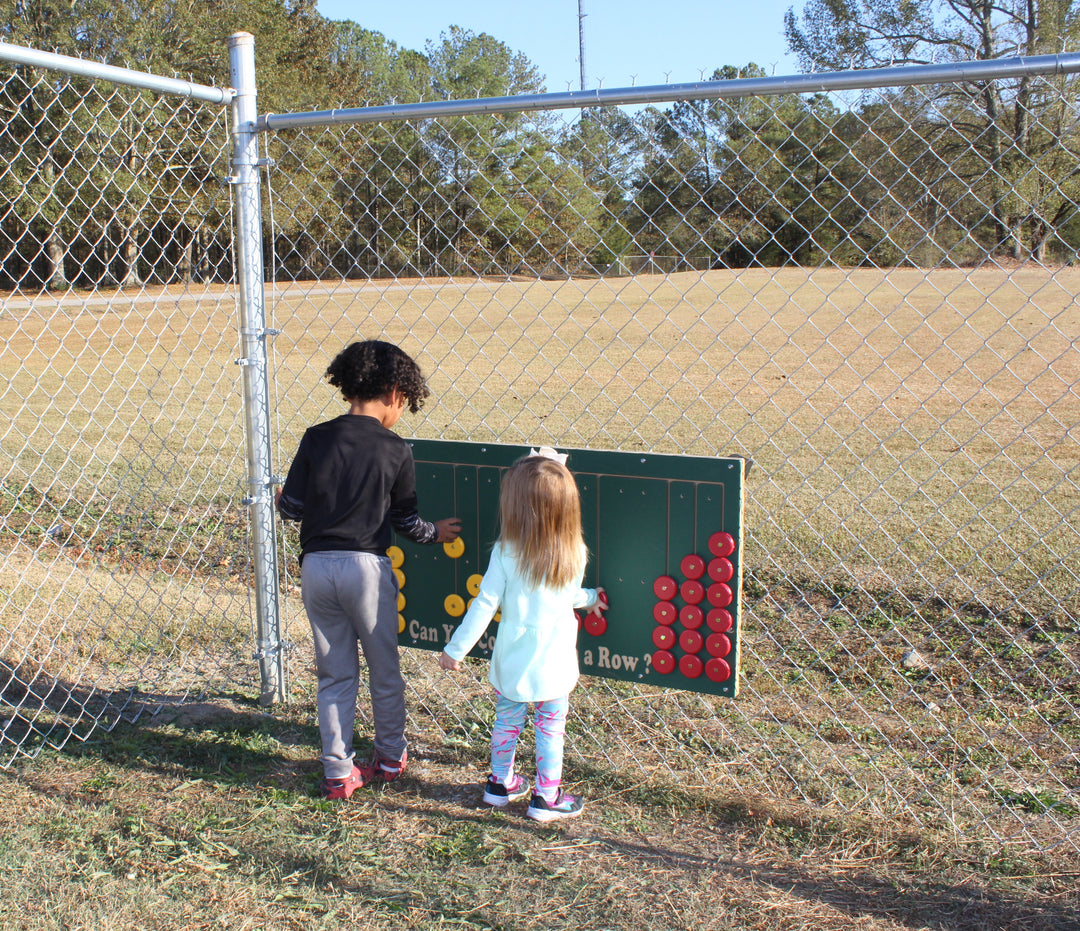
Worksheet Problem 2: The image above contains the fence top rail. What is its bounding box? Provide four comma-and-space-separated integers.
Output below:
0, 40, 234, 105
257, 52, 1080, 132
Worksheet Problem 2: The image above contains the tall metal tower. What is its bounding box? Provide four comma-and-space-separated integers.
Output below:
578, 0, 587, 91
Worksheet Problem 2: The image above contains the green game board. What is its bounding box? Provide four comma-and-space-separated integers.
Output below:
393, 440, 745, 697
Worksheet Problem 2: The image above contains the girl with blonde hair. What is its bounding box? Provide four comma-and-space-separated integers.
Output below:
440, 451, 606, 821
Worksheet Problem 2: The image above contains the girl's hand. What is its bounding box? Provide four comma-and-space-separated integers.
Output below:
588, 586, 608, 618
439, 651, 460, 671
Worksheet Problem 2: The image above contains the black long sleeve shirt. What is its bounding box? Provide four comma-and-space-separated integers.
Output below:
277, 414, 438, 561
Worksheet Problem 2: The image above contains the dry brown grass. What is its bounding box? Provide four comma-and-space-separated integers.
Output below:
4, 266, 1074, 598
4, 266, 1075, 451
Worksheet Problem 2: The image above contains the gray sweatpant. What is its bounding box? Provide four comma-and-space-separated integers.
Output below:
300, 550, 406, 779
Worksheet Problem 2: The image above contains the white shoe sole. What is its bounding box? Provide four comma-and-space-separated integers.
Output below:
483, 784, 530, 807
525, 803, 585, 822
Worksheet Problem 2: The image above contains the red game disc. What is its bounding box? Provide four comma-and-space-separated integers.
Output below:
680, 554, 706, 580
575, 611, 583, 629
653, 601, 677, 625
707, 582, 733, 607
653, 575, 677, 600
707, 557, 734, 583
708, 531, 735, 557
679, 629, 704, 653
652, 650, 675, 674
679, 654, 703, 678
652, 626, 676, 650
705, 657, 731, 682
706, 632, 731, 657
585, 614, 607, 636
707, 608, 733, 632
679, 604, 704, 629
680, 579, 705, 604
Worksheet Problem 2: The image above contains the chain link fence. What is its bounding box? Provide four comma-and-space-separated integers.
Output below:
0, 54, 253, 764
0, 38, 1076, 856
263, 62, 1079, 853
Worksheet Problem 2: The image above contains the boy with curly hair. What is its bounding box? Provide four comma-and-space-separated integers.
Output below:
278, 340, 460, 799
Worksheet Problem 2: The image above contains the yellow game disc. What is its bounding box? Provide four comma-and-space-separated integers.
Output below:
398, 614, 406, 633
394, 567, 405, 588
397, 591, 406, 611
494, 611, 502, 622
444, 594, 465, 617
386, 545, 405, 567
443, 537, 465, 558
466, 573, 483, 596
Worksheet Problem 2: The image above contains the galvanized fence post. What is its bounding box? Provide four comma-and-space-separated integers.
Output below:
228, 32, 284, 706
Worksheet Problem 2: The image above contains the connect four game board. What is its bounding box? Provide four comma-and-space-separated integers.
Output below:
392, 440, 745, 697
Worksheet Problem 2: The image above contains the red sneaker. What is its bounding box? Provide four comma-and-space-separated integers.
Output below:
320, 764, 369, 800
371, 748, 408, 782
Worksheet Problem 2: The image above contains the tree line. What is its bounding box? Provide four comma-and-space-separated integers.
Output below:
2, 0, 1079, 291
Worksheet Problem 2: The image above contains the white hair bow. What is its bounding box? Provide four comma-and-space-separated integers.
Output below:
528, 446, 568, 466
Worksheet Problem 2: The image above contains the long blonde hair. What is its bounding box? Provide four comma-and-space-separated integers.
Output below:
499, 456, 587, 589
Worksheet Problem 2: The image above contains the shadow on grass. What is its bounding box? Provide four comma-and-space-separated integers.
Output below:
560, 759, 1080, 931
329, 777, 1080, 931
0, 655, 258, 766
597, 833, 1080, 931
6, 677, 1077, 931
1, 668, 318, 793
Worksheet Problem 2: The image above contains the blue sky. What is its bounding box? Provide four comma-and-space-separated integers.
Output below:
315, 1, 799, 94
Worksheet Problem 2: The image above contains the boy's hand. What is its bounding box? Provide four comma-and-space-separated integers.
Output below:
435, 517, 462, 542
439, 651, 460, 671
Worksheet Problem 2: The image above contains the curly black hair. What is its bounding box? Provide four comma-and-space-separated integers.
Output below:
325, 340, 430, 413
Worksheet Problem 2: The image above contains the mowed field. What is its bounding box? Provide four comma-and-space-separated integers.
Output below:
3, 264, 1077, 604
1, 266, 1079, 929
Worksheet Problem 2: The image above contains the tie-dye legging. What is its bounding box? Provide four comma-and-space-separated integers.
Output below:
490, 692, 569, 802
